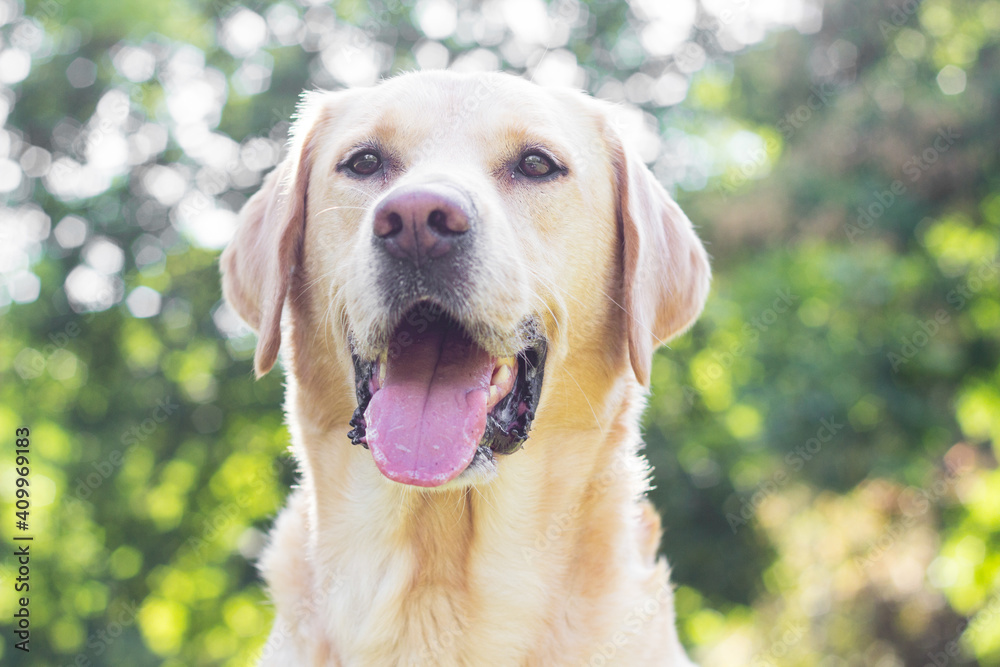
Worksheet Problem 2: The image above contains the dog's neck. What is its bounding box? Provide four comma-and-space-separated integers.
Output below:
266, 353, 681, 666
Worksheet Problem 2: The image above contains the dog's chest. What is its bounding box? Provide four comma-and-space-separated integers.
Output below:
321, 563, 490, 666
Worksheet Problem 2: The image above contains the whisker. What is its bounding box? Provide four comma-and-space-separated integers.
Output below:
338, 183, 379, 200
524, 263, 665, 348
515, 267, 605, 434
315, 204, 371, 216
519, 266, 567, 335
318, 285, 340, 362
560, 365, 605, 435
448, 489, 468, 531
589, 284, 667, 347
472, 483, 502, 518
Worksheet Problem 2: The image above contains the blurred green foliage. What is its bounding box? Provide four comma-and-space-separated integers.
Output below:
0, 0, 998, 664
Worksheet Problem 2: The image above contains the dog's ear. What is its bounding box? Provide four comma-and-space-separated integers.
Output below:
221, 95, 329, 378
610, 130, 711, 386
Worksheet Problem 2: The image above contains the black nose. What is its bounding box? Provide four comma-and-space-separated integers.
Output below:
372, 184, 472, 265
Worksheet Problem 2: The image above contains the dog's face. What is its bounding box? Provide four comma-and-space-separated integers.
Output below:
222, 71, 710, 489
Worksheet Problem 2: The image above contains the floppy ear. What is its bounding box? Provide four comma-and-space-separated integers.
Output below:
611, 133, 711, 386
220, 99, 326, 378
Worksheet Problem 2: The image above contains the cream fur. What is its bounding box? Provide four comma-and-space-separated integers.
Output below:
221, 71, 710, 667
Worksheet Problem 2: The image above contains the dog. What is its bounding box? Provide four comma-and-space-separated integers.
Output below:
221, 70, 710, 666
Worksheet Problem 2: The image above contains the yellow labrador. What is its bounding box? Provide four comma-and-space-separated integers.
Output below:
222, 71, 710, 666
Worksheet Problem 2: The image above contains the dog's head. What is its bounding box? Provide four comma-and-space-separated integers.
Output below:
222, 71, 710, 489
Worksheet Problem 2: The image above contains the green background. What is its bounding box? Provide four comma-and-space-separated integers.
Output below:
1, 0, 998, 664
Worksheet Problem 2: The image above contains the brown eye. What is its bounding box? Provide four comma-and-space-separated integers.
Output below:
518, 153, 555, 178
349, 151, 382, 176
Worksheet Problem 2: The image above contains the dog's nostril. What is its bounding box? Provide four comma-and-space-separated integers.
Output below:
375, 211, 404, 238
428, 209, 446, 233
427, 209, 457, 236
387, 212, 403, 236
429, 208, 469, 236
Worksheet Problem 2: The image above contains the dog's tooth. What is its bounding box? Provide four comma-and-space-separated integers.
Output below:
493, 356, 516, 374
489, 385, 501, 405
492, 363, 512, 388
378, 359, 387, 387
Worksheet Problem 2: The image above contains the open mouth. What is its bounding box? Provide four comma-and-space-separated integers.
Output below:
347, 304, 546, 487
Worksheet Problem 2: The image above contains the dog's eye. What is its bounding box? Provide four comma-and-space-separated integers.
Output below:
349, 151, 382, 176
518, 153, 556, 178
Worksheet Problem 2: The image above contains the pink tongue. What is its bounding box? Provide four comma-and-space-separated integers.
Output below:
364, 317, 493, 487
